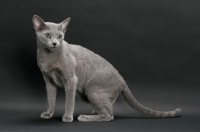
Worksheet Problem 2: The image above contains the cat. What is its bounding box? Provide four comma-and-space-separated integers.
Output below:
32, 15, 181, 122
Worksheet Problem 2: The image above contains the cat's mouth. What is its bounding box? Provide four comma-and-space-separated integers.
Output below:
50, 45, 57, 48
48, 46, 57, 51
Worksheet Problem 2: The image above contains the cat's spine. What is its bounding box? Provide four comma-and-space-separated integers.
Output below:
121, 84, 181, 117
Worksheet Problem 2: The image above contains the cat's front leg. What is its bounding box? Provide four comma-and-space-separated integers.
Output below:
41, 77, 57, 119
62, 76, 77, 122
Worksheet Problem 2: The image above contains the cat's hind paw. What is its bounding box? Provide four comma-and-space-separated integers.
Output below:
40, 112, 53, 119
77, 115, 89, 122
92, 110, 98, 115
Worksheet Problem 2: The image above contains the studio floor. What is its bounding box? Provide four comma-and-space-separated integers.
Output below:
0, 108, 199, 132
0, 84, 199, 132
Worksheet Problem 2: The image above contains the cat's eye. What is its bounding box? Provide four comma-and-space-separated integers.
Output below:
57, 35, 62, 39
44, 33, 51, 38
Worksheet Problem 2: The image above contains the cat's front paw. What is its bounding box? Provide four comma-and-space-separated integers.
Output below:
62, 115, 73, 122
41, 112, 53, 119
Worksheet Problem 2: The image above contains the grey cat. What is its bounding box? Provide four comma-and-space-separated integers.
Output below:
32, 15, 181, 122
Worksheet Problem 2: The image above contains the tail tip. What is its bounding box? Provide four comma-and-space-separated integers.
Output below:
176, 108, 182, 114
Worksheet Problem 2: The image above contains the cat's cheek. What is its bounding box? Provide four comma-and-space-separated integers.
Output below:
45, 43, 53, 48
56, 43, 61, 47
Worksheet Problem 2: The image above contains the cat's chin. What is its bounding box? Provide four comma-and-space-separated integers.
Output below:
47, 47, 57, 52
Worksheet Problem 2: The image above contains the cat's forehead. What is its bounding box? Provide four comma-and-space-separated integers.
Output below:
44, 22, 62, 33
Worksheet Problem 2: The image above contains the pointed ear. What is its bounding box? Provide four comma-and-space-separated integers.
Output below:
32, 15, 46, 31
59, 17, 71, 32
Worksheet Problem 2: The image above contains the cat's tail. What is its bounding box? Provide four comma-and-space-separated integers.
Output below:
121, 84, 181, 117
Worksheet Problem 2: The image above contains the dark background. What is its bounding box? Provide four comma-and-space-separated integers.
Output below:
0, 0, 200, 131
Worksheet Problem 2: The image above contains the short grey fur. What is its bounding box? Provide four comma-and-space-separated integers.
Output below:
32, 15, 181, 122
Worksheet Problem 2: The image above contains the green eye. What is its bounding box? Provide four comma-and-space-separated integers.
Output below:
44, 33, 51, 38
57, 35, 62, 39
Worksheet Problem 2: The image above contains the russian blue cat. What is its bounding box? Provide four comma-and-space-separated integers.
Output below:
32, 15, 181, 122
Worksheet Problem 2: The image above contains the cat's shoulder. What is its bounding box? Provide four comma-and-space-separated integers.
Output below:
68, 44, 95, 55
68, 44, 84, 51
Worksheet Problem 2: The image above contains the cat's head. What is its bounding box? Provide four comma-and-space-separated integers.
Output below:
32, 15, 70, 51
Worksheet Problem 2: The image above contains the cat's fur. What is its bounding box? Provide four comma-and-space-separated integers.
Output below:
32, 15, 181, 122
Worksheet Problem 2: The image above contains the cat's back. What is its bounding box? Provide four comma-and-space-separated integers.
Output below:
68, 44, 111, 70
68, 44, 121, 87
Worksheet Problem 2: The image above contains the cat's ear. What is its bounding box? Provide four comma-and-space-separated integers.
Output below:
32, 15, 46, 31
59, 17, 71, 32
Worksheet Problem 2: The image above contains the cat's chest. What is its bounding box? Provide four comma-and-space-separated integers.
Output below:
43, 69, 64, 87
37, 51, 60, 72
37, 51, 64, 87
38, 60, 59, 72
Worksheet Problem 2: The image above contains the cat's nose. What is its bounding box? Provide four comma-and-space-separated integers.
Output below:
52, 43, 57, 46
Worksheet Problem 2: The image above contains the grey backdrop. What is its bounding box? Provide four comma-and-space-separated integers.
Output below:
0, 0, 200, 132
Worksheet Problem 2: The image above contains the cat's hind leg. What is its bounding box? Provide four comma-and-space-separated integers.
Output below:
78, 92, 114, 122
